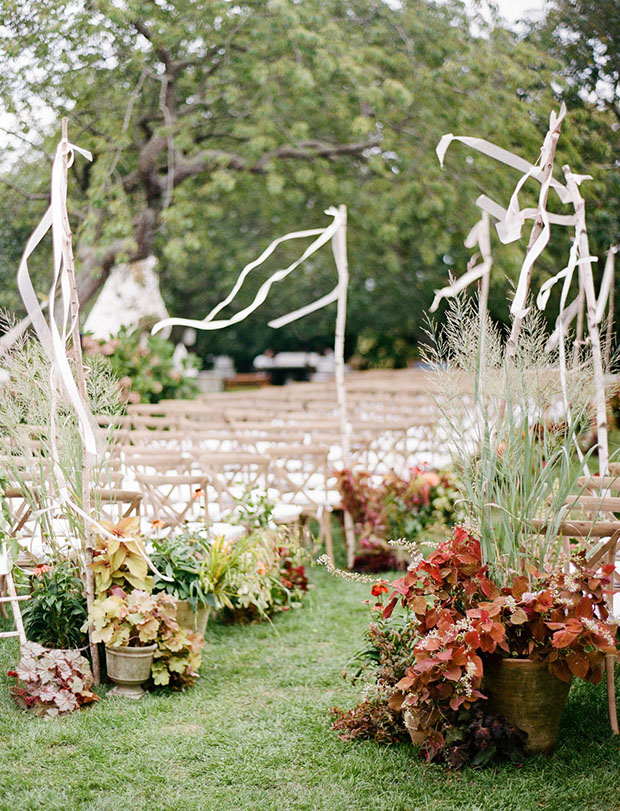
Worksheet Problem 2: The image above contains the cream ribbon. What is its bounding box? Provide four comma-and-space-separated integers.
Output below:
152, 207, 344, 334
436, 105, 569, 318
16, 137, 98, 458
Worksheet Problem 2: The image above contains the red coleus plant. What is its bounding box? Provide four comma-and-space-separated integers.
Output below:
374, 527, 619, 760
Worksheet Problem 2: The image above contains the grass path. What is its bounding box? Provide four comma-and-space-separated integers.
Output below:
1, 569, 619, 811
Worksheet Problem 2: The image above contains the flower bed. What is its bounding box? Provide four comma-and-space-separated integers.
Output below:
335, 466, 459, 571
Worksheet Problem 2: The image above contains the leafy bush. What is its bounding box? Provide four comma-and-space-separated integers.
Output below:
335, 466, 460, 570
82, 325, 199, 404
8, 642, 98, 718
151, 524, 310, 622
151, 526, 216, 612
21, 560, 88, 650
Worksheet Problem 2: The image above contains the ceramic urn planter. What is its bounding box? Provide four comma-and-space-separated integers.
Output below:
105, 644, 157, 699
483, 658, 572, 754
174, 599, 210, 636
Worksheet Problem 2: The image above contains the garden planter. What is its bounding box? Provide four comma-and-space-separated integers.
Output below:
483, 658, 572, 754
174, 600, 210, 636
105, 644, 157, 699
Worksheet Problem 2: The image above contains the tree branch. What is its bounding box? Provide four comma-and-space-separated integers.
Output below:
172, 136, 381, 185
0, 177, 48, 201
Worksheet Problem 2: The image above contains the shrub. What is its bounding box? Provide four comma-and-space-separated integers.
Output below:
21, 560, 88, 650
82, 325, 199, 404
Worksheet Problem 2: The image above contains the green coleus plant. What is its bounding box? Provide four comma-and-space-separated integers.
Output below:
7, 642, 98, 718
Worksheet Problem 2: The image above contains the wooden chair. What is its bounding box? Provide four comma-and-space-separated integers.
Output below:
196, 452, 271, 521
264, 445, 337, 559
532, 484, 620, 735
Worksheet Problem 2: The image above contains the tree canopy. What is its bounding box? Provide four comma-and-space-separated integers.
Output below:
0, 0, 618, 368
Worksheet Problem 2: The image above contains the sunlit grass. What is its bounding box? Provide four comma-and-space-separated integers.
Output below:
0, 561, 619, 811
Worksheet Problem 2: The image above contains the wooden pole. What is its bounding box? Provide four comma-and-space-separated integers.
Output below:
60, 118, 100, 684
604, 248, 615, 372
332, 205, 356, 567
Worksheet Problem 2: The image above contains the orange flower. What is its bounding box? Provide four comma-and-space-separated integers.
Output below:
151, 519, 166, 529
371, 582, 389, 597
32, 564, 50, 577
192, 488, 204, 500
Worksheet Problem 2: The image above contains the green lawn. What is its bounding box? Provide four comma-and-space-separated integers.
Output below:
0, 568, 619, 811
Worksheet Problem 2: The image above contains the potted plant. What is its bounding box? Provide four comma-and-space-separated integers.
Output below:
89, 587, 163, 698
7, 641, 98, 718
88, 520, 204, 694
328, 528, 618, 764
150, 525, 216, 635
328, 301, 619, 764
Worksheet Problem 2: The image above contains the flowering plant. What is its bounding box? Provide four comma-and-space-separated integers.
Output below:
82, 325, 199, 404
334, 527, 619, 767
21, 559, 88, 650
335, 466, 459, 570
8, 642, 98, 718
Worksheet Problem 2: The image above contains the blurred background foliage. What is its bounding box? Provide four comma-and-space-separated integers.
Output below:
0, 0, 617, 370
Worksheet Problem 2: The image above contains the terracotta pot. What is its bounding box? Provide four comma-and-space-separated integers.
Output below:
105, 644, 157, 699
484, 658, 572, 754
174, 600, 210, 636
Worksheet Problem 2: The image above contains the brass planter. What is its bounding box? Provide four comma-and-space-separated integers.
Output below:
105, 644, 157, 699
484, 658, 572, 754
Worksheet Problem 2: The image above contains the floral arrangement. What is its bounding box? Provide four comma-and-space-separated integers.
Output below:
331, 528, 619, 768
335, 466, 459, 571
82, 324, 199, 404
8, 642, 98, 718
88, 519, 204, 689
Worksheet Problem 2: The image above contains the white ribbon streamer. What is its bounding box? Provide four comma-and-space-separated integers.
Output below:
16, 138, 99, 458
153, 207, 344, 334
595, 246, 617, 325
430, 213, 492, 312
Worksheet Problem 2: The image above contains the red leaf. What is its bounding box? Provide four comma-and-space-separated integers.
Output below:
382, 598, 397, 619
566, 650, 589, 680
480, 578, 499, 599
552, 629, 580, 649
443, 665, 461, 681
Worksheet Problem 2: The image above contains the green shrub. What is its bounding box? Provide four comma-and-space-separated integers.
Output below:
83, 325, 200, 404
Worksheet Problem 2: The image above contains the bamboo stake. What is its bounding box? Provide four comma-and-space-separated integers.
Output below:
507, 114, 564, 358
60, 118, 100, 685
332, 205, 356, 567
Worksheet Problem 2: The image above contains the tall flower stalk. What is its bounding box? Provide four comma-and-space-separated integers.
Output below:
424, 296, 597, 581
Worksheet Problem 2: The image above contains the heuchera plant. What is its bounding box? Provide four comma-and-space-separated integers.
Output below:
379, 527, 619, 762
8, 642, 98, 718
